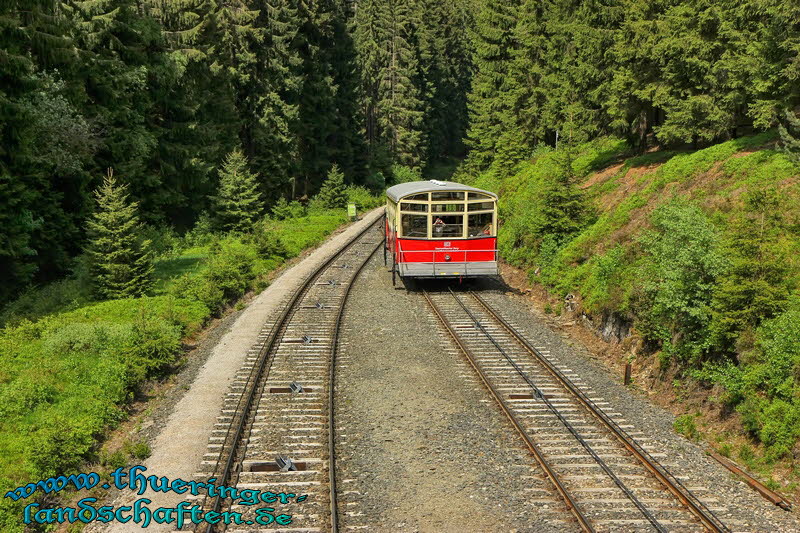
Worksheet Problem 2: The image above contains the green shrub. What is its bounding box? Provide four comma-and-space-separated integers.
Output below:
170, 237, 257, 314
635, 200, 727, 364
101, 449, 128, 470
738, 443, 757, 468
170, 273, 224, 314
390, 164, 420, 184
674, 413, 701, 441
272, 198, 307, 220
124, 317, 183, 380
184, 212, 217, 247
718, 442, 732, 457
0, 381, 55, 419
249, 219, 288, 258
710, 188, 792, 353
344, 185, 382, 210
28, 417, 95, 477
0, 272, 92, 327
142, 224, 182, 259
122, 439, 151, 461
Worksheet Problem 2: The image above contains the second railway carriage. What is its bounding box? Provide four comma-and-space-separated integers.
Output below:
385, 180, 498, 284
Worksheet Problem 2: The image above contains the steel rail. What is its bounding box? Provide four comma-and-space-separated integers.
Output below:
327, 236, 384, 532
422, 290, 596, 533
469, 291, 730, 533
448, 289, 666, 533
198, 215, 384, 533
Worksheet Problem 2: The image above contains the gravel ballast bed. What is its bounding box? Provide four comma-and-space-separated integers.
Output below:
334, 255, 571, 532
472, 283, 800, 533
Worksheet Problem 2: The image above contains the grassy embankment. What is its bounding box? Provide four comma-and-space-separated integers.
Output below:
468, 132, 800, 491
0, 195, 381, 530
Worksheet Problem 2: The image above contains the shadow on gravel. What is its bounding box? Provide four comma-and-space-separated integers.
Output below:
397, 275, 516, 295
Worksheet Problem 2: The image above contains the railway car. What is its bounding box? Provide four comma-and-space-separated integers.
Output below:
385, 180, 498, 284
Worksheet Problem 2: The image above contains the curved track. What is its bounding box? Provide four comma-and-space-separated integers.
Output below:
423, 288, 729, 533
197, 216, 384, 532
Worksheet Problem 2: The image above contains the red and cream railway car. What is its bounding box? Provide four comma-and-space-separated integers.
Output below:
385, 180, 498, 284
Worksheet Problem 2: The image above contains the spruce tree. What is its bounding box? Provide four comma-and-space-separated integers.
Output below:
316, 164, 347, 208
249, 0, 301, 199
377, 0, 426, 171
539, 144, 590, 243
711, 188, 791, 352
213, 148, 264, 232
86, 170, 154, 299
778, 109, 800, 164
463, 0, 520, 173
354, 0, 387, 164
415, 0, 472, 161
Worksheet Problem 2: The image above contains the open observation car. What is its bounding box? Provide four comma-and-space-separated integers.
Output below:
385, 180, 499, 285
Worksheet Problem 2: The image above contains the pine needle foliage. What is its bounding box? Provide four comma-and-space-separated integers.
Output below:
213, 148, 264, 233
85, 170, 154, 299
778, 109, 800, 164
711, 188, 792, 353
539, 140, 592, 243
316, 164, 348, 209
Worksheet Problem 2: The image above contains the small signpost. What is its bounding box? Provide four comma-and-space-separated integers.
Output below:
347, 203, 357, 221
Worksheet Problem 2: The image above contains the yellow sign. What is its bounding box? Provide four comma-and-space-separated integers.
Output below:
347, 204, 357, 218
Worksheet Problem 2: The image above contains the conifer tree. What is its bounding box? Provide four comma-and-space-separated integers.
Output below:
539, 147, 590, 243
85, 170, 154, 299
711, 188, 791, 352
377, 0, 426, 170
463, 0, 520, 173
415, 0, 472, 161
778, 109, 800, 164
316, 164, 347, 208
213, 148, 264, 232
296, 0, 341, 195
247, 0, 301, 201
354, 0, 387, 163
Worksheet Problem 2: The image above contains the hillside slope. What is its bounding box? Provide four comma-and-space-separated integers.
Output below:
468, 132, 800, 486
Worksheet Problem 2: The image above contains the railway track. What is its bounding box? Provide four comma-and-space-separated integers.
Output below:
195, 215, 384, 532
423, 288, 730, 533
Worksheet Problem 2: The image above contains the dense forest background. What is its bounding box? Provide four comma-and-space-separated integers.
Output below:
3, 0, 798, 303
0, 0, 474, 302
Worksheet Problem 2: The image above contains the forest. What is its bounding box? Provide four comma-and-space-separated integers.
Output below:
3, 0, 798, 303
0, 0, 473, 303
0, 0, 799, 524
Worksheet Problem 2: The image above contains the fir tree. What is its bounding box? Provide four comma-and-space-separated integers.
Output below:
463, 0, 520, 173
213, 148, 264, 232
85, 170, 154, 299
316, 164, 347, 208
539, 149, 590, 243
377, 0, 426, 170
711, 188, 791, 353
778, 109, 800, 164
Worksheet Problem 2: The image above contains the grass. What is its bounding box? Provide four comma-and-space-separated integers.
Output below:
0, 206, 355, 531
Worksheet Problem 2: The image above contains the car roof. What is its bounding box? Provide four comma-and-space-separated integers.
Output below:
385, 180, 498, 202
